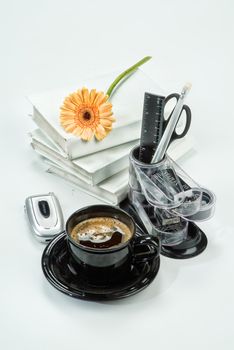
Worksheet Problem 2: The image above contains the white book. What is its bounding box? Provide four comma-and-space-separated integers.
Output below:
37, 136, 194, 205
29, 129, 138, 185
28, 69, 163, 159
47, 162, 129, 205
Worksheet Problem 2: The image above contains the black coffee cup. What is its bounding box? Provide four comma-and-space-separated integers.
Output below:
66, 205, 160, 283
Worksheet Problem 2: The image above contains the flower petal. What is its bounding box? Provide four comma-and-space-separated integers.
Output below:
63, 101, 77, 111
72, 126, 83, 136
95, 124, 107, 141
94, 92, 105, 106
81, 87, 89, 104
100, 119, 113, 128
99, 111, 114, 119
99, 102, 113, 112
98, 94, 109, 105
104, 126, 112, 131
63, 123, 76, 132
80, 128, 94, 141
89, 89, 97, 104
77, 89, 84, 102
69, 92, 82, 106
60, 110, 76, 117
60, 119, 75, 126
60, 114, 75, 120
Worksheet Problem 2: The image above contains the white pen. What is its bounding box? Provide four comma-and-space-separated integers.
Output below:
151, 82, 192, 164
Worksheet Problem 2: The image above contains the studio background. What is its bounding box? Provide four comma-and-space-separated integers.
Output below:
0, 1, 233, 349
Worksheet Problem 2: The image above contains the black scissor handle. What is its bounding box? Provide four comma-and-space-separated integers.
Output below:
162, 93, 192, 142
173, 104, 192, 140
162, 92, 180, 115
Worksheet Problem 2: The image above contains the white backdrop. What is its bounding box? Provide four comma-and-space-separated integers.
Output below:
0, 1, 233, 349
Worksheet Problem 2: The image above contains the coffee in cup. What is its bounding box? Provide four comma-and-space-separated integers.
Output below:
70, 217, 133, 249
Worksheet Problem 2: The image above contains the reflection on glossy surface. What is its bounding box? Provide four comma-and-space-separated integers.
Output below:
120, 198, 208, 259
42, 232, 160, 301
161, 222, 208, 259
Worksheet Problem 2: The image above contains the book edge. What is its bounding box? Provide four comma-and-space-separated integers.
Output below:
47, 165, 124, 205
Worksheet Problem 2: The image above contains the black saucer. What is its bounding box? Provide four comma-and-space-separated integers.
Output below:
42, 232, 160, 301
120, 198, 208, 259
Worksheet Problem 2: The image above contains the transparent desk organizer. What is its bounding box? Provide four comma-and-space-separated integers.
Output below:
127, 146, 216, 258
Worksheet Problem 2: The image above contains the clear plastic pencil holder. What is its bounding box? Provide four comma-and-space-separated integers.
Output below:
129, 146, 203, 217
128, 146, 206, 246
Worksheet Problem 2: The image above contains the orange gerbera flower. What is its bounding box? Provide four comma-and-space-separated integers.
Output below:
60, 88, 115, 141
60, 56, 152, 142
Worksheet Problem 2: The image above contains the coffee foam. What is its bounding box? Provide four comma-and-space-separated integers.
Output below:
70, 217, 132, 248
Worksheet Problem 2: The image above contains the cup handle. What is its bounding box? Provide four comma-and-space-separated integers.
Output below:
132, 235, 161, 263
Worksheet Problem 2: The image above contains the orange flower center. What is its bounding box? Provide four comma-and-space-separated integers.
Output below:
75, 106, 99, 128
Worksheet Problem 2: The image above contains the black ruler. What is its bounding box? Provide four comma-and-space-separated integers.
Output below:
139, 92, 165, 163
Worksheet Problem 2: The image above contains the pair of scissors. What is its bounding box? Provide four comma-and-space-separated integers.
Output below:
160, 92, 192, 146
138, 91, 192, 164
150, 88, 192, 164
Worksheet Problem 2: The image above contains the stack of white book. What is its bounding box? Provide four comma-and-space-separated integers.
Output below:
28, 70, 193, 205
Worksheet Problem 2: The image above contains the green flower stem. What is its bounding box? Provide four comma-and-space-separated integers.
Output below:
106, 56, 152, 98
